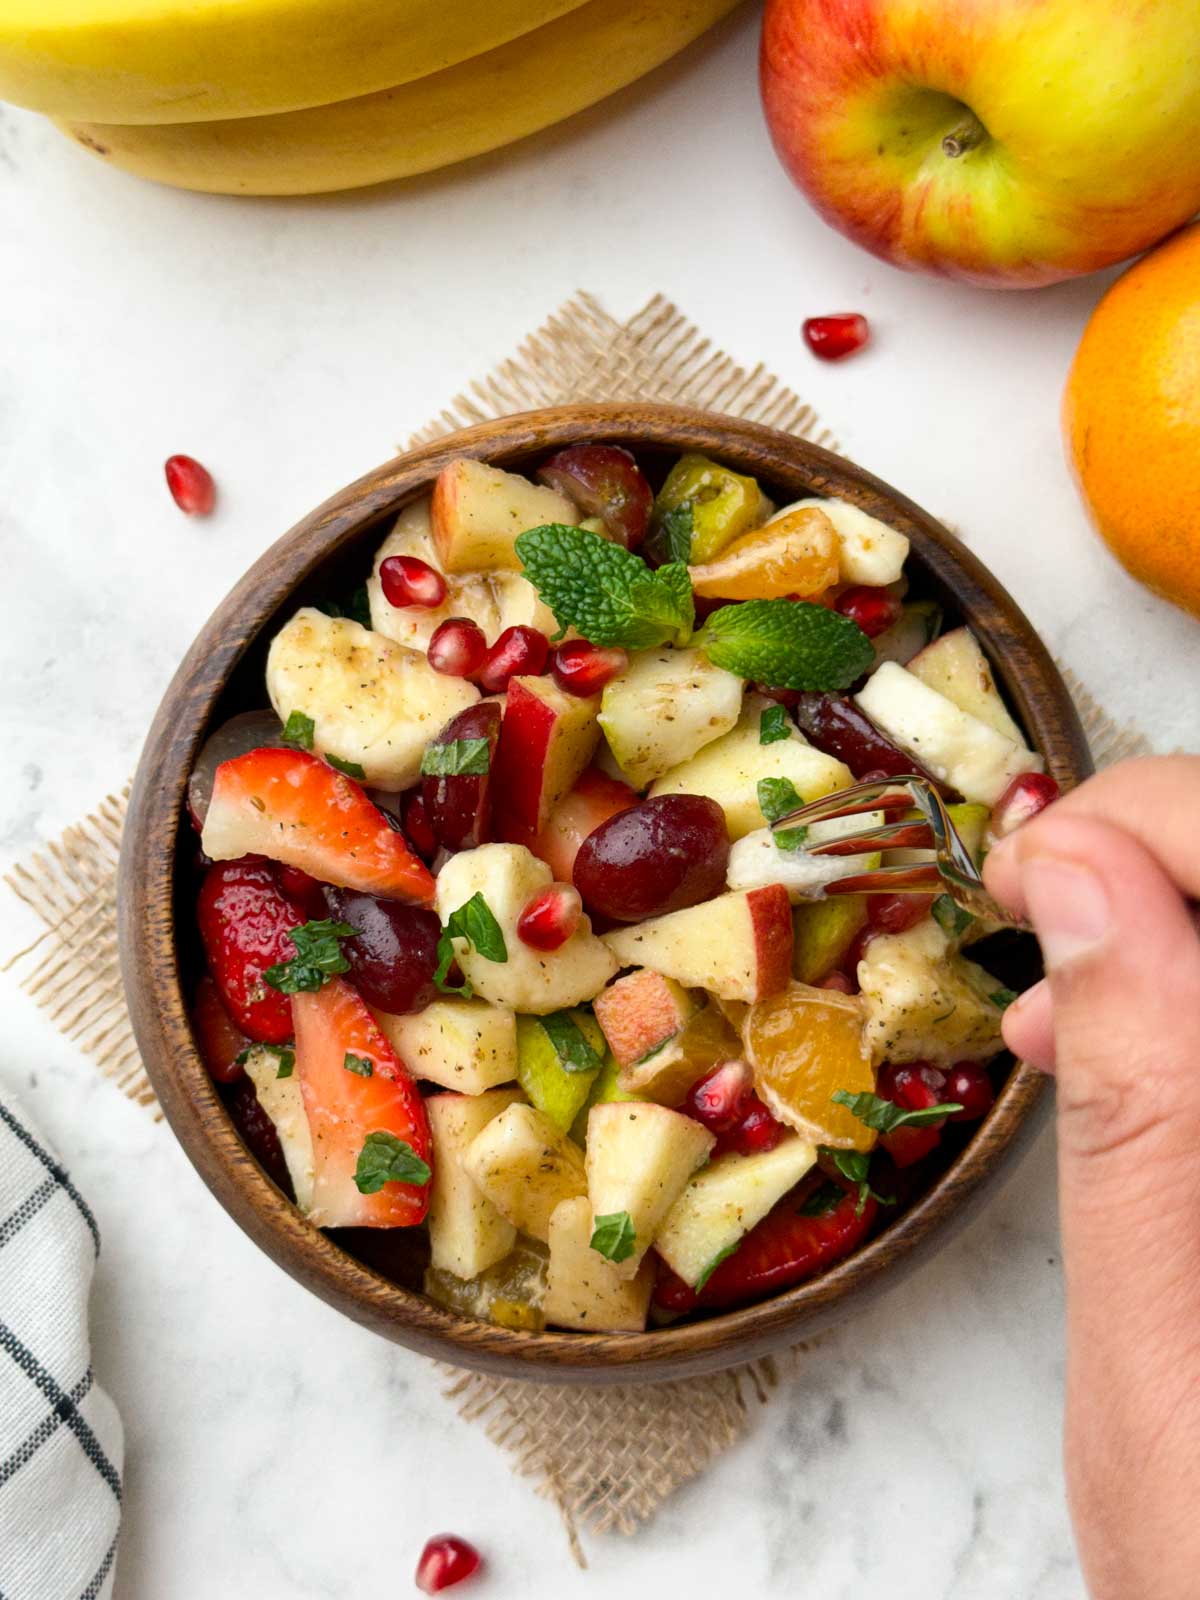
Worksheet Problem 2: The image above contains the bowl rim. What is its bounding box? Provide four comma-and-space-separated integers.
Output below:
118, 401, 1089, 1384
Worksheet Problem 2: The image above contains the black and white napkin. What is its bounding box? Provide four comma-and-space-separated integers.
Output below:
0, 1091, 122, 1598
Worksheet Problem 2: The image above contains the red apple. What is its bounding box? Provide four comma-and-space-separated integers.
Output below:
592, 968, 698, 1067
602, 885, 794, 1003
760, 0, 1200, 288
491, 677, 602, 847
530, 765, 638, 882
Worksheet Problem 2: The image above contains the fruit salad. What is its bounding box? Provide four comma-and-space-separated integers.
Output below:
187, 441, 1058, 1334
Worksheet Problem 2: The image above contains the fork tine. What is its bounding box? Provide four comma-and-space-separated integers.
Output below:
771, 776, 920, 830
806, 820, 934, 857
823, 861, 944, 896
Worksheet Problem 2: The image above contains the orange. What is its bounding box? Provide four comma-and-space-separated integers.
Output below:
742, 983, 876, 1152
1063, 224, 1200, 620
688, 507, 839, 600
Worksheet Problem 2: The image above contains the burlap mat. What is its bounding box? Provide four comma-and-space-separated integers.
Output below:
1, 293, 1154, 1563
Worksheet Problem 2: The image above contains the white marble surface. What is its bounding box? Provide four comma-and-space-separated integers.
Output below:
1, 8, 1195, 1593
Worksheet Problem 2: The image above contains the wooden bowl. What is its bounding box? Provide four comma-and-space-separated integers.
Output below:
119, 403, 1090, 1384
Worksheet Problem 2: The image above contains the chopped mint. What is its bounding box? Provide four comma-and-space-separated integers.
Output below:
435, 892, 508, 995
270, 1046, 295, 1080
263, 919, 358, 994
798, 1182, 845, 1218
318, 584, 372, 630
353, 1131, 431, 1195
325, 754, 367, 780
660, 501, 695, 565
343, 1052, 374, 1078
990, 987, 1019, 1011
759, 704, 792, 745
420, 738, 491, 777
832, 1089, 963, 1134
281, 710, 315, 751
695, 600, 873, 691
756, 776, 809, 851
694, 1242, 738, 1292
590, 1210, 636, 1264
932, 894, 974, 939
820, 1146, 896, 1217
539, 1012, 603, 1075
514, 524, 693, 650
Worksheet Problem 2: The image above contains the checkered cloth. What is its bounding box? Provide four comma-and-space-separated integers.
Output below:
0, 1091, 122, 1598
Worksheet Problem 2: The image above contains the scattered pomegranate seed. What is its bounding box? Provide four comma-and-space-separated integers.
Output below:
887, 1061, 948, 1112
802, 313, 870, 362
478, 625, 549, 694
835, 585, 902, 639
164, 454, 216, 515
402, 790, 439, 862
428, 617, 488, 678
379, 554, 447, 610
516, 883, 582, 951
943, 1060, 996, 1123
987, 772, 1061, 845
881, 1122, 942, 1167
714, 1092, 787, 1157
551, 640, 628, 698
682, 1059, 753, 1134
415, 1534, 482, 1595
868, 893, 934, 935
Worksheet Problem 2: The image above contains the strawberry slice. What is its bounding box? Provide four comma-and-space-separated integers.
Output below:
201, 748, 435, 906
292, 977, 432, 1228
197, 859, 306, 1043
655, 1186, 877, 1314
190, 972, 254, 1082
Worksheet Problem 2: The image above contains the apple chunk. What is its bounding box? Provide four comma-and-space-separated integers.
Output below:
598, 648, 743, 788
435, 843, 618, 1013
544, 1196, 655, 1333
592, 968, 697, 1067
603, 886, 794, 1003
491, 675, 602, 846
426, 1088, 525, 1280
907, 626, 1025, 744
243, 1045, 315, 1212
463, 1103, 587, 1242
371, 998, 517, 1095
431, 457, 579, 574
585, 1101, 715, 1278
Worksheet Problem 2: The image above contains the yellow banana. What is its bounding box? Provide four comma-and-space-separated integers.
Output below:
58, 0, 744, 195
0, 0, 588, 124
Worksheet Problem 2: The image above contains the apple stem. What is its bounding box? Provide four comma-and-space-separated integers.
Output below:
942, 114, 987, 159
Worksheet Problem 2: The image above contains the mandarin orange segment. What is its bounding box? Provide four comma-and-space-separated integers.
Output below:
742, 982, 876, 1151
688, 507, 839, 600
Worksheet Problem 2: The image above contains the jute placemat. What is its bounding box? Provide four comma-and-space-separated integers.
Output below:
1, 293, 1153, 1562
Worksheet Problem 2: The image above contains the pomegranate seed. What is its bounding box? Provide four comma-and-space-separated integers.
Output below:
552, 640, 628, 698
379, 554, 447, 610
478, 625, 549, 694
987, 772, 1061, 845
819, 971, 854, 994
402, 790, 438, 862
715, 1092, 786, 1156
888, 1061, 948, 1112
164, 454, 215, 515
428, 617, 487, 678
516, 883, 582, 951
943, 1060, 996, 1123
683, 1059, 753, 1134
835, 585, 902, 639
881, 1122, 942, 1167
869, 893, 934, 935
803, 313, 870, 362
415, 1535, 482, 1595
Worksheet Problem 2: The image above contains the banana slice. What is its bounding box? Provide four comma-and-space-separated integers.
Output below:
267, 606, 478, 790
367, 496, 556, 653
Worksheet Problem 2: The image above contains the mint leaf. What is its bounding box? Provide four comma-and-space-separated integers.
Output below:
696, 600, 873, 691
990, 987, 1019, 1010
343, 1052, 374, 1078
420, 737, 491, 777
832, 1089, 963, 1134
820, 1146, 896, 1217
757, 776, 809, 851
264, 919, 358, 994
514, 525, 692, 650
319, 584, 372, 630
759, 705, 792, 745
660, 502, 694, 565
326, 754, 367, 780
281, 710, 315, 751
932, 894, 974, 939
590, 1210, 636, 1263
353, 1131, 431, 1194
654, 562, 695, 643
694, 1242, 738, 1292
435, 892, 508, 993
539, 1012, 603, 1075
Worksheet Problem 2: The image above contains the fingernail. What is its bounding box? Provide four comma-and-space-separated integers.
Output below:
1020, 856, 1111, 970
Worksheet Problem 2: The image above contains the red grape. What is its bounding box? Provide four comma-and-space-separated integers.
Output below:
322, 886, 440, 1014
421, 701, 501, 852
793, 694, 947, 788
537, 444, 653, 550
572, 795, 730, 922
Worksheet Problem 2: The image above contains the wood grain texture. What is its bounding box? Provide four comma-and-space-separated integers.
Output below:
118, 403, 1092, 1384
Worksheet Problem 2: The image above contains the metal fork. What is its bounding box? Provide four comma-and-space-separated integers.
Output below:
771, 774, 1029, 931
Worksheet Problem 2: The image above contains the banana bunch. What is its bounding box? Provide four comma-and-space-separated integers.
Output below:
0, 0, 743, 195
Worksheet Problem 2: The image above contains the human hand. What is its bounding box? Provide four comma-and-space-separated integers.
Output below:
983, 755, 1200, 1600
